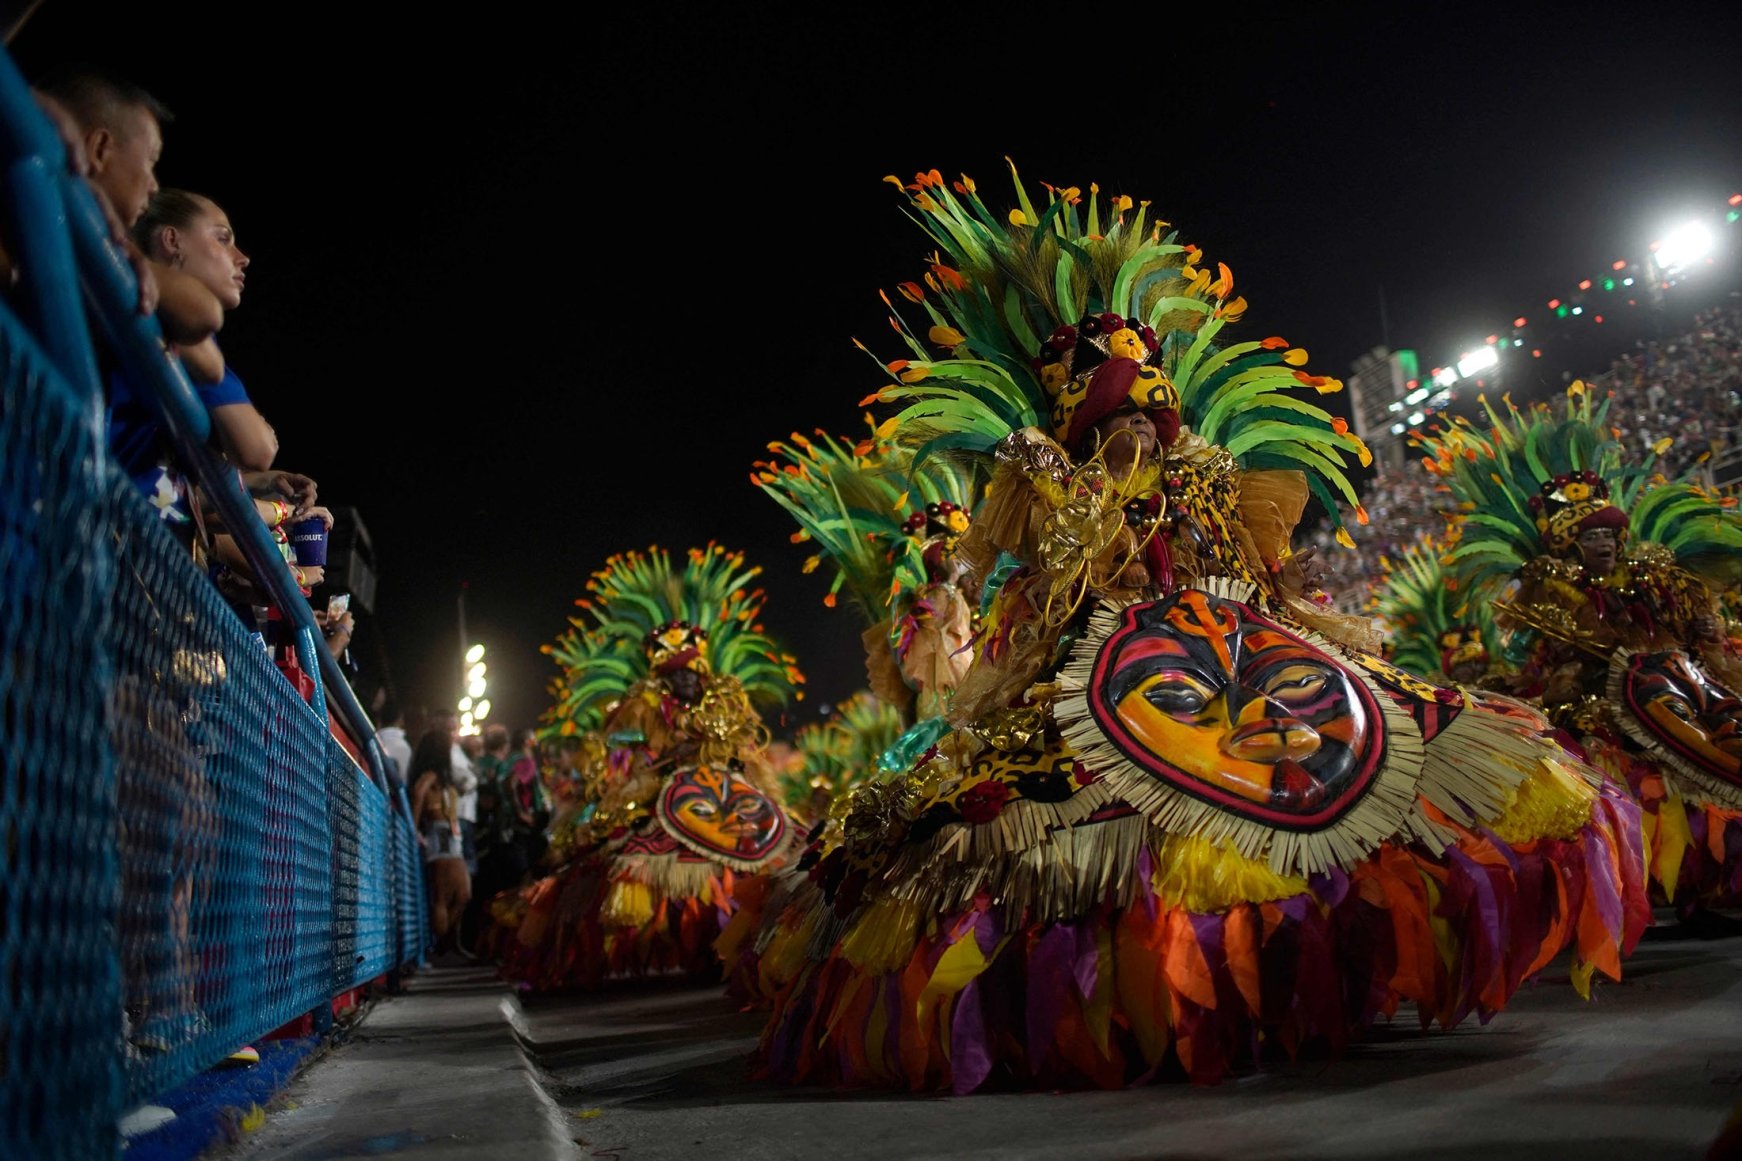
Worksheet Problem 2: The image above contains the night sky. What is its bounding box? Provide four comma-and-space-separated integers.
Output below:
12, 4, 1742, 732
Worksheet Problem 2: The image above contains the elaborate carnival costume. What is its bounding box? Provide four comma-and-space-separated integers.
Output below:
750, 166, 1647, 1091
756, 425, 982, 721
723, 433, 981, 998
1373, 534, 1502, 686
493, 545, 805, 989
1421, 389, 1742, 910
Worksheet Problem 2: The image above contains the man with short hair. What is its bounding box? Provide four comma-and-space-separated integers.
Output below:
35, 69, 221, 344
375, 701, 411, 789
37, 69, 166, 229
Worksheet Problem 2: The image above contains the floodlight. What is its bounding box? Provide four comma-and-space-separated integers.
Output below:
1456, 346, 1498, 378
1654, 221, 1715, 272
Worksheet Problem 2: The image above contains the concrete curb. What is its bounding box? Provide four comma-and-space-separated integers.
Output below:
233, 967, 581, 1159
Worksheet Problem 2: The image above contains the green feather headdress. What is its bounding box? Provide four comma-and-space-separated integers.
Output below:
783, 691, 906, 809
1419, 387, 1625, 604
1421, 385, 1742, 665
543, 543, 804, 736
753, 422, 979, 619
860, 161, 1369, 532
1372, 534, 1499, 681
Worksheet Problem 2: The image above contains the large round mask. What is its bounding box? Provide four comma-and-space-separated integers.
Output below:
1082, 590, 1388, 829
1614, 650, 1742, 805
656, 764, 789, 869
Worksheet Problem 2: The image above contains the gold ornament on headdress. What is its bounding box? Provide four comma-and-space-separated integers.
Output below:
1031, 451, 1165, 626
689, 673, 770, 764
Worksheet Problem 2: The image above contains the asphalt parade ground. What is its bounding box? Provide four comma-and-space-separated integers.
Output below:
239, 926, 1742, 1161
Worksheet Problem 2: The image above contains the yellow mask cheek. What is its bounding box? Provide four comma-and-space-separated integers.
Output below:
1114, 691, 1276, 798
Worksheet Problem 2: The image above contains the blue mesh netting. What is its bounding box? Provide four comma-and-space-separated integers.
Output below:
109, 468, 338, 1107
0, 301, 124, 1161
1, 284, 423, 1154
392, 799, 426, 970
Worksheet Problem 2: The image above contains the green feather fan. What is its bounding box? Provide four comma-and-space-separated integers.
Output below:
1371, 535, 1500, 682
754, 423, 980, 620
782, 691, 907, 809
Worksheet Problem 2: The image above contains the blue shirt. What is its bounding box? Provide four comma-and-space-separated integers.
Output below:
107, 363, 253, 523
107, 363, 252, 477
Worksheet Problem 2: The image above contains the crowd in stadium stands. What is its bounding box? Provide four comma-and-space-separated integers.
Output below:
1302, 301, 1742, 609
1298, 466, 1454, 611
1595, 304, 1742, 481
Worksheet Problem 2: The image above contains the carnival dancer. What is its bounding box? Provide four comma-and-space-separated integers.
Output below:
1421, 388, 1742, 919
751, 165, 1647, 1092
776, 692, 907, 818
1373, 534, 1502, 686
491, 545, 805, 989
757, 425, 982, 724
725, 413, 986, 1000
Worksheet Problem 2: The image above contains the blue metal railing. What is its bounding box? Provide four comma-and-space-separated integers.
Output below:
0, 46, 425, 1159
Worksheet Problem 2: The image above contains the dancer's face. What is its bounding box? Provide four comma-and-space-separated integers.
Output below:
1576, 527, 1619, 575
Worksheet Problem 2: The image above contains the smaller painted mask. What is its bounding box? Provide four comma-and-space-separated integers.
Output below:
1617, 650, 1742, 792
656, 763, 789, 868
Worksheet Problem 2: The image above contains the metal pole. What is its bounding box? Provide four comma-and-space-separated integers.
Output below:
457, 582, 468, 709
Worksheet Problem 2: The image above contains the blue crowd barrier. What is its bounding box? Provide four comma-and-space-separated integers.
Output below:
0, 46, 425, 1160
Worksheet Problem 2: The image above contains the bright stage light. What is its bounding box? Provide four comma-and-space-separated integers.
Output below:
465, 643, 486, 665
1654, 221, 1715, 272
467, 677, 487, 699
1408, 411, 1426, 426
1457, 346, 1499, 378
458, 696, 473, 713
1405, 387, 1430, 406
1432, 366, 1458, 389
467, 662, 487, 682
1391, 422, 1406, 435
475, 699, 492, 720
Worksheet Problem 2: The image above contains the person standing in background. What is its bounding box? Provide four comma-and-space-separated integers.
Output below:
435, 711, 479, 878
375, 701, 410, 788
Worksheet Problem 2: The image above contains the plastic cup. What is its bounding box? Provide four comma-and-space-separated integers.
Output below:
289, 516, 329, 566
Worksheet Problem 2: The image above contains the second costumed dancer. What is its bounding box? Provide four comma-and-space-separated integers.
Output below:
1416, 389, 1742, 919
750, 165, 1649, 1090
493, 545, 805, 989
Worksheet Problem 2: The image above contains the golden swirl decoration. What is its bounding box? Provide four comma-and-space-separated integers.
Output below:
689, 673, 770, 765
1031, 447, 1165, 626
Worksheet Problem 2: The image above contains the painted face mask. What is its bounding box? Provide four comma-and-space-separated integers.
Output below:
1083, 589, 1387, 827
1614, 650, 1742, 801
656, 763, 789, 869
